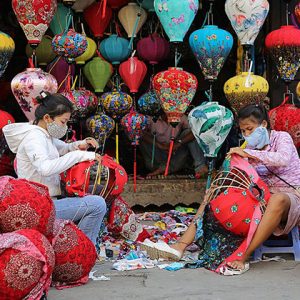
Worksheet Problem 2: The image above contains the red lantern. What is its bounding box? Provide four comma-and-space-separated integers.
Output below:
0, 110, 14, 132
84, 2, 112, 38
119, 56, 147, 93
12, 0, 57, 46
107, 0, 129, 9
137, 33, 170, 65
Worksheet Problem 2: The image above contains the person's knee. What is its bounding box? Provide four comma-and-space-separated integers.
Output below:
268, 193, 290, 215
85, 195, 107, 215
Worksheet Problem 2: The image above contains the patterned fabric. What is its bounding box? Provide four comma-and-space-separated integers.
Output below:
51, 219, 97, 289
0, 229, 55, 300
0, 176, 55, 239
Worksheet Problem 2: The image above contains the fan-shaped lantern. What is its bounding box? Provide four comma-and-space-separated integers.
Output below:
141, 0, 154, 12
119, 57, 147, 93
11, 68, 58, 121
265, 25, 300, 83
137, 90, 161, 117
118, 3, 147, 38
83, 57, 113, 93
154, 0, 198, 43
75, 37, 97, 65
12, 0, 57, 46
50, 3, 73, 36
137, 33, 170, 65
189, 25, 233, 81
153, 67, 198, 126
225, 0, 269, 45
0, 31, 15, 78
224, 72, 269, 113
108, 0, 129, 9
100, 34, 131, 65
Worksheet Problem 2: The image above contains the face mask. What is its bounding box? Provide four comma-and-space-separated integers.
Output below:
46, 121, 68, 139
243, 125, 270, 150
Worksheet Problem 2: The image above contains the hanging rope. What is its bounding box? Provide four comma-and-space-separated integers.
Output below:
128, 3, 143, 50
164, 127, 175, 176
115, 123, 119, 164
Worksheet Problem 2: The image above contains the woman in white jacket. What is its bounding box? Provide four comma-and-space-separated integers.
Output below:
3, 92, 106, 246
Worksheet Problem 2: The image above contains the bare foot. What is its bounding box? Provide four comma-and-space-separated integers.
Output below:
227, 260, 247, 270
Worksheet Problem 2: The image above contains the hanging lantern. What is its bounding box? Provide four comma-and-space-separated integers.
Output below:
137, 33, 170, 65
84, 2, 112, 38
72, 0, 95, 12
224, 72, 269, 113
50, 3, 73, 36
11, 68, 58, 121
12, 0, 57, 47
83, 57, 113, 93
100, 34, 131, 65
75, 37, 97, 65
265, 25, 300, 83
0, 31, 15, 78
26, 36, 56, 66
137, 90, 161, 118
119, 56, 147, 93
225, 0, 269, 46
189, 25, 233, 82
153, 67, 198, 126
140, 0, 154, 12
118, 3, 147, 38
154, 0, 198, 43
108, 0, 129, 9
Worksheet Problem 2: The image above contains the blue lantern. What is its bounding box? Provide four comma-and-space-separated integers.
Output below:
154, 0, 199, 43
137, 90, 161, 119
189, 25, 233, 82
50, 3, 73, 35
139, 0, 154, 12
100, 34, 131, 65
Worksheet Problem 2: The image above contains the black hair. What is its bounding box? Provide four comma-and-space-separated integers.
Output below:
237, 104, 271, 129
34, 92, 73, 125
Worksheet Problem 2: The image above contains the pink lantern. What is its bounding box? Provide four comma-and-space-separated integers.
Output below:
137, 33, 170, 65
11, 68, 58, 121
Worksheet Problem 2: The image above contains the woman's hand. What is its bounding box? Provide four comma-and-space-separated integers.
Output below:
78, 137, 99, 151
227, 147, 249, 158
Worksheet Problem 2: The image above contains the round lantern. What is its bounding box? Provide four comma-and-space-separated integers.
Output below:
225, 0, 269, 45
224, 72, 269, 113
189, 25, 233, 82
51, 219, 97, 288
52, 29, 88, 62
101, 89, 133, 120
154, 0, 198, 43
0, 110, 14, 132
0, 176, 55, 238
72, 0, 95, 12
265, 25, 300, 83
137, 33, 170, 65
49, 3, 73, 36
153, 67, 198, 126
84, 2, 112, 38
0, 31, 15, 78
137, 90, 161, 118
83, 57, 113, 93
12, 0, 57, 46
0, 229, 55, 300
100, 34, 131, 65
75, 37, 97, 65
11, 68, 58, 121
26, 35, 56, 66
108, 0, 129, 9
140, 0, 154, 12
119, 57, 147, 93
118, 3, 147, 38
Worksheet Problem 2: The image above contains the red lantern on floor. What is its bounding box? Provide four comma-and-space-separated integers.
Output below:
107, 0, 129, 9
119, 56, 147, 93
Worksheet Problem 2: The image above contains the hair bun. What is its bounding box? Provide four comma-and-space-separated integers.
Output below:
35, 91, 50, 104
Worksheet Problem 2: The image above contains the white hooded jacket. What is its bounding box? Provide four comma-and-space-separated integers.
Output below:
3, 123, 95, 197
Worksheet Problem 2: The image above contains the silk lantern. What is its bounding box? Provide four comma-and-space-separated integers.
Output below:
119, 57, 147, 93
12, 0, 57, 47
84, 2, 112, 38
138, 90, 161, 118
137, 33, 170, 65
11, 68, 58, 121
83, 57, 113, 93
72, 0, 95, 12
140, 0, 154, 12
154, 0, 198, 43
108, 0, 129, 9
50, 3, 73, 36
189, 25, 233, 82
0, 31, 15, 78
75, 37, 97, 65
225, 0, 269, 45
265, 25, 300, 83
224, 72, 269, 113
118, 3, 147, 38
100, 34, 131, 65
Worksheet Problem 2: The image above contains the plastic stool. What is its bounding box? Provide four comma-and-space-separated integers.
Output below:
253, 226, 300, 261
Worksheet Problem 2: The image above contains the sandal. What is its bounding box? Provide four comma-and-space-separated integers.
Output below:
219, 262, 250, 276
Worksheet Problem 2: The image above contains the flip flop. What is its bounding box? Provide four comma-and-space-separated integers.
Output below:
219, 262, 250, 276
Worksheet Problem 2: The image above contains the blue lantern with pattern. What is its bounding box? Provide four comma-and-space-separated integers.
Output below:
137, 90, 161, 119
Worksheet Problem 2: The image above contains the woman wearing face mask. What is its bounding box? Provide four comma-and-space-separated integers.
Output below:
3, 92, 106, 246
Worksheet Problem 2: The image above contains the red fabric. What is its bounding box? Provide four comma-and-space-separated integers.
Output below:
51, 219, 97, 289
0, 229, 55, 300
0, 176, 55, 239
0, 110, 14, 131
0, 154, 15, 177
108, 196, 150, 242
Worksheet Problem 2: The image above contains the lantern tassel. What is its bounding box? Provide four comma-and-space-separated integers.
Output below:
151, 132, 156, 168
116, 123, 119, 164
164, 128, 175, 176
134, 144, 137, 193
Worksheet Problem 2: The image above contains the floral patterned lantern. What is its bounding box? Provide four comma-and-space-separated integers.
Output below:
50, 3, 73, 36
75, 37, 97, 65
72, 0, 95, 12
108, 0, 129, 9
0, 31, 15, 78
225, 0, 269, 45
265, 25, 300, 83
137, 90, 161, 118
189, 25, 233, 82
11, 68, 58, 121
224, 72, 269, 113
12, 0, 57, 47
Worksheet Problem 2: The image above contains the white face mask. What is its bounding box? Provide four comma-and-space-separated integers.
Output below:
46, 121, 68, 139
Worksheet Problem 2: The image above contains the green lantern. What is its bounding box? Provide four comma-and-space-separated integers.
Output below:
83, 57, 113, 93
50, 3, 73, 35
